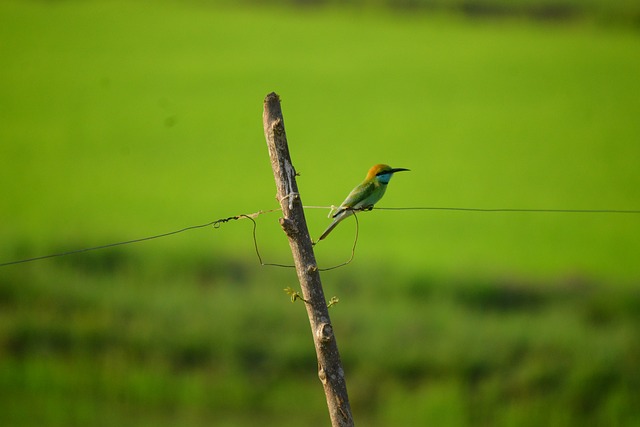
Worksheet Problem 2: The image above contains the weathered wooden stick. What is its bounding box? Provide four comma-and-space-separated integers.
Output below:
262, 92, 354, 427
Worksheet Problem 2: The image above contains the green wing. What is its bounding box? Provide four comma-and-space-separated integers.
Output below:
333, 180, 378, 217
322, 180, 380, 240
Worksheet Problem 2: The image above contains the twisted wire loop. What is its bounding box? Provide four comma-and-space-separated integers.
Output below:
212, 216, 239, 228
242, 211, 360, 270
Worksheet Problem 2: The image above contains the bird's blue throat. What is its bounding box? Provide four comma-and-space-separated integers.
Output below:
377, 173, 393, 184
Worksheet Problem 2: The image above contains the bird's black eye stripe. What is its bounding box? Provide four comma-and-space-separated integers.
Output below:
376, 171, 390, 176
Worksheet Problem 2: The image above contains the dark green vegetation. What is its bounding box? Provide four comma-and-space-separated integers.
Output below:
1, 1, 639, 426
3, 256, 640, 426
241, 0, 640, 27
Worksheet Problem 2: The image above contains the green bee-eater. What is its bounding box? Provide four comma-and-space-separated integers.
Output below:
318, 164, 409, 241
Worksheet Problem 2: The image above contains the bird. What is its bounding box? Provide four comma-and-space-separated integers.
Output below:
318, 164, 409, 241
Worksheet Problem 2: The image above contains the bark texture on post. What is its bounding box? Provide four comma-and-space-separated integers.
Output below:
262, 92, 354, 427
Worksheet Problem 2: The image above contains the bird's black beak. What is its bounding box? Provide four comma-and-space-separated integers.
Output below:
390, 168, 410, 174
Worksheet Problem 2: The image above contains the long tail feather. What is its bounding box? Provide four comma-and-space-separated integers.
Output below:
318, 210, 354, 241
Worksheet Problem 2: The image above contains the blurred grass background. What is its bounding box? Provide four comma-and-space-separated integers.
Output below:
1, 0, 639, 426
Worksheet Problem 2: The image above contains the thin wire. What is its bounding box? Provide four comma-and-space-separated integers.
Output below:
2, 204, 638, 268
244, 214, 295, 269
0, 217, 244, 268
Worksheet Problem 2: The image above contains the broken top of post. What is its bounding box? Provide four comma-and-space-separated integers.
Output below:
263, 93, 299, 213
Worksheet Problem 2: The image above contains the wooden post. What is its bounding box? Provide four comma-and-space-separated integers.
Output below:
262, 92, 354, 427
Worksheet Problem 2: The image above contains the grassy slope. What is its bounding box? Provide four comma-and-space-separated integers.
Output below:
1, 1, 640, 426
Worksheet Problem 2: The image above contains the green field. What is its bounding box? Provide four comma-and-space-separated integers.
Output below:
1, 1, 640, 426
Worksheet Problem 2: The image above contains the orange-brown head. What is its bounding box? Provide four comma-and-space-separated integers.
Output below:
366, 164, 410, 183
